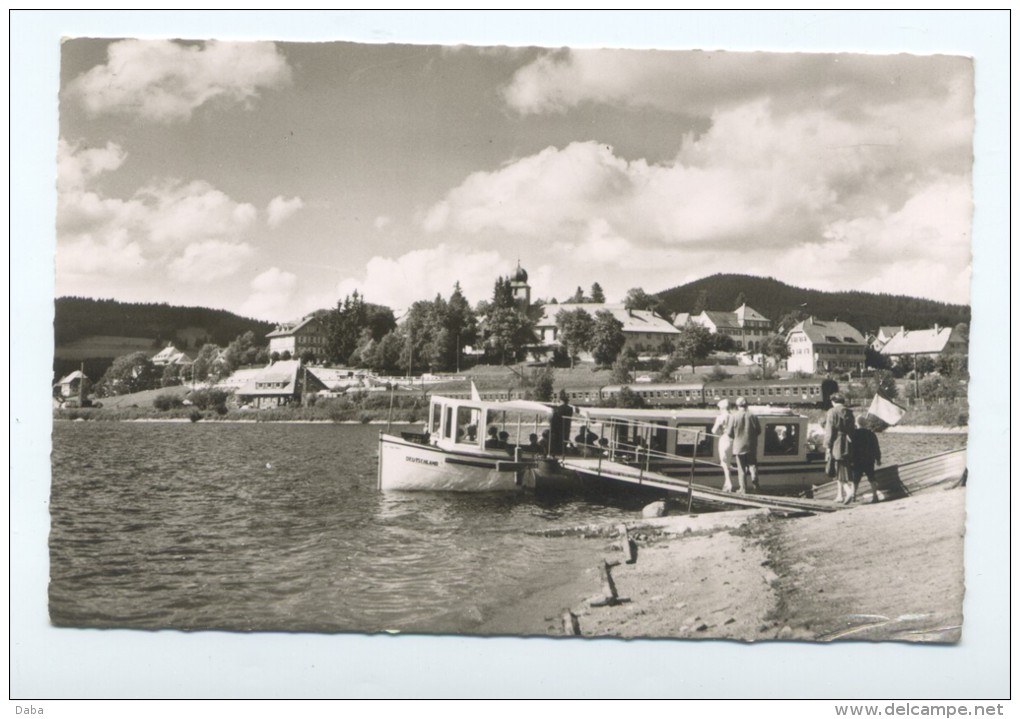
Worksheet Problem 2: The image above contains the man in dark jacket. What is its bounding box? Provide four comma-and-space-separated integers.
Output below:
851, 415, 883, 503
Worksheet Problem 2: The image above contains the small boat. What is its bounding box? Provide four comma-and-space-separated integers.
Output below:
570, 405, 827, 496
377, 394, 580, 492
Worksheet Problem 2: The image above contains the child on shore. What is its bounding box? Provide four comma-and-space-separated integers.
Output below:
851, 415, 883, 503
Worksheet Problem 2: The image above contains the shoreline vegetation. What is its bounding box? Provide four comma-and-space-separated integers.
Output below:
479, 483, 966, 641
52, 401, 968, 431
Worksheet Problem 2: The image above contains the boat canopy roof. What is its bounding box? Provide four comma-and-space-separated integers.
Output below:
430, 395, 555, 416
578, 406, 802, 421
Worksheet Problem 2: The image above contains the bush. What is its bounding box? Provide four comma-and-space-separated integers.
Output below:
705, 364, 730, 382
189, 388, 229, 410
189, 409, 202, 423
153, 393, 184, 411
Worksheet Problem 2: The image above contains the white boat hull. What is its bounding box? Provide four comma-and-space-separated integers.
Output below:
378, 433, 526, 492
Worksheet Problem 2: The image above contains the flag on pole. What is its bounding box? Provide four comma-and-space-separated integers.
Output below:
868, 394, 906, 426
470, 381, 481, 402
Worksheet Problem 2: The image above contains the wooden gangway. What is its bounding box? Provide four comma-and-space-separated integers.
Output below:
560, 456, 844, 513
811, 447, 967, 502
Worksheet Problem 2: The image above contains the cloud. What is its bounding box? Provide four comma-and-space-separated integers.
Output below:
504, 49, 971, 121
67, 39, 292, 122
240, 267, 298, 320
267, 195, 304, 228
56, 139, 261, 295
373, 215, 393, 231
333, 244, 505, 311
422, 73, 973, 305
168, 240, 254, 283
56, 139, 126, 192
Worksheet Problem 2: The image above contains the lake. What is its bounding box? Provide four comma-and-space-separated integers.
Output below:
49, 421, 966, 634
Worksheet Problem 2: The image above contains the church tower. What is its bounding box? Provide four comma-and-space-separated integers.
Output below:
510, 261, 531, 315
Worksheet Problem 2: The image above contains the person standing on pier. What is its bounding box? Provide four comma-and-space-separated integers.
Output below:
728, 397, 760, 493
851, 415, 882, 503
824, 393, 857, 503
549, 391, 574, 456
712, 399, 736, 492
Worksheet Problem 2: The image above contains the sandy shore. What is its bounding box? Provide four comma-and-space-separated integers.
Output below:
481, 484, 966, 643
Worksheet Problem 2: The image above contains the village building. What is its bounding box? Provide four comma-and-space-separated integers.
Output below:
872, 325, 905, 351
235, 360, 328, 409
266, 315, 329, 361
534, 303, 681, 359
785, 317, 867, 374
53, 370, 88, 399
878, 325, 968, 365
151, 343, 193, 367
675, 304, 772, 352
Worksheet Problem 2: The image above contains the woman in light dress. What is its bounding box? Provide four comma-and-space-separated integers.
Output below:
712, 398, 736, 492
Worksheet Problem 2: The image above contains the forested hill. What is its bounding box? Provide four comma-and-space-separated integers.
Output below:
655, 274, 970, 331
54, 297, 274, 348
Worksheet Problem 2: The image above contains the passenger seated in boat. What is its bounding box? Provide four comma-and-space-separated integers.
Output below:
523, 433, 542, 453
766, 425, 797, 455
537, 430, 550, 455
574, 427, 600, 456
485, 425, 502, 449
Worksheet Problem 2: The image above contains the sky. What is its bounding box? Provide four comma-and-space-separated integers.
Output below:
57, 38, 975, 322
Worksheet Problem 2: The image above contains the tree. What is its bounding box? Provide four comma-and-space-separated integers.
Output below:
569, 286, 586, 303
865, 346, 891, 370
672, 321, 713, 372
710, 332, 737, 352
590, 309, 626, 366
610, 348, 638, 384
327, 292, 368, 364
590, 282, 606, 304
624, 287, 658, 313
160, 363, 183, 388
691, 289, 708, 315
734, 291, 747, 310
556, 308, 595, 368
761, 333, 792, 366
523, 367, 555, 402
615, 386, 646, 409
95, 351, 159, 396
937, 353, 968, 379
861, 369, 898, 400
486, 307, 531, 365
191, 343, 222, 382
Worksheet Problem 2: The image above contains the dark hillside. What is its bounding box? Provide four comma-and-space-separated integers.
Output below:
54, 297, 273, 348
656, 274, 969, 331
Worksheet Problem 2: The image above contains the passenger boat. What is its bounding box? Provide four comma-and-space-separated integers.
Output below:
377, 393, 580, 492
570, 406, 827, 496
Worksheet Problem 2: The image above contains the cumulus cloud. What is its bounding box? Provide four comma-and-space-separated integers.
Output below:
267, 195, 304, 228
333, 244, 505, 311
56, 138, 261, 294
504, 49, 971, 121
240, 267, 298, 320
424, 71, 973, 305
67, 39, 292, 122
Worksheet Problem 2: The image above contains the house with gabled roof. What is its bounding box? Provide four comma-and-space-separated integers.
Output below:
878, 325, 967, 365
535, 303, 681, 359
786, 317, 866, 374
676, 304, 772, 352
872, 325, 905, 351
266, 315, 328, 362
235, 360, 328, 409
151, 343, 193, 367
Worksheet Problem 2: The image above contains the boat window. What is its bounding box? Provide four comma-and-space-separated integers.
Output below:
484, 409, 547, 448
764, 423, 799, 455
675, 424, 713, 456
455, 406, 480, 445
444, 406, 454, 439
430, 404, 442, 435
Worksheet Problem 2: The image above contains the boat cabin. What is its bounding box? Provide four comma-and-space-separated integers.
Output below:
425, 395, 556, 456
578, 406, 811, 465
